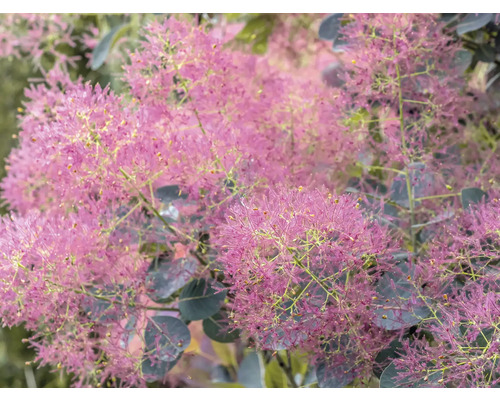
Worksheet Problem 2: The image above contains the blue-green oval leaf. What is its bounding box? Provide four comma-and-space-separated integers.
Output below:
315, 359, 357, 388
456, 13, 493, 36
461, 187, 487, 209
373, 259, 430, 330
380, 360, 441, 387
179, 278, 226, 320
141, 354, 180, 382
318, 14, 343, 41
155, 185, 188, 203
144, 316, 191, 362
203, 311, 240, 343
146, 256, 198, 303
91, 23, 130, 70
238, 351, 264, 388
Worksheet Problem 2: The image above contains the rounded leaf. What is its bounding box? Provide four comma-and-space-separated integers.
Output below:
155, 185, 188, 203
238, 351, 264, 388
264, 358, 288, 388
452, 50, 473, 73
203, 311, 240, 343
374, 339, 403, 377
318, 14, 343, 41
144, 316, 191, 362
141, 355, 180, 382
315, 359, 357, 388
456, 13, 493, 35
373, 259, 430, 330
380, 361, 441, 387
179, 278, 226, 320
461, 187, 487, 210
389, 162, 433, 207
475, 44, 496, 63
146, 256, 198, 302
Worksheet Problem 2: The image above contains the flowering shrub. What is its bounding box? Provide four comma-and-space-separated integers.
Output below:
0, 13, 498, 388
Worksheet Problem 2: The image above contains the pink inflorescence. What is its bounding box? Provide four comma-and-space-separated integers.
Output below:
0, 16, 357, 386
217, 186, 398, 376
395, 196, 500, 387
0, 14, 83, 72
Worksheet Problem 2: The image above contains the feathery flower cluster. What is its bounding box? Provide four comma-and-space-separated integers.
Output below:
338, 14, 468, 163
0, 210, 149, 386
0, 14, 83, 72
324, 13, 484, 203
266, 14, 333, 80
392, 198, 500, 387
0, 16, 356, 386
217, 187, 397, 378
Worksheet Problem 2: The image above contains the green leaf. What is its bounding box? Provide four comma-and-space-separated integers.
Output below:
203, 311, 240, 343
390, 162, 432, 208
380, 361, 441, 387
178, 279, 226, 320
140, 242, 170, 257
238, 351, 264, 388
461, 187, 487, 209
315, 359, 357, 388
155, 185, 188, 203
475, 44, 497, 63
141, 355, 180, 382
211, 341, 238, 368
270, 352, 309, 387
373, 257, 430, 330
318, 14, 343, 41
374, 339, 403, 377
91, 23, 130, 70
144, 316, 191, 362
290, 353, 309, 378
252, 38, 268, 55
236, 15, 272, 42
264, 358, 288, 388
146, 256, 198, 303
235, 15, 274, 55
456, 13, 493, 35
225, 13, 243, 22
452, 50, 473, 73
344, 108, 370, 129
141, 316, 189, 382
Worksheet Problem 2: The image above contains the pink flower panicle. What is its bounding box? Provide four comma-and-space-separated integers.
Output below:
0, 14, 86, 72
393, 197, 500, 387
216, 186, 398, 379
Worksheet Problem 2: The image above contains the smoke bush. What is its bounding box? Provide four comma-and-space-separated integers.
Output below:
0, 13, 498, 388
